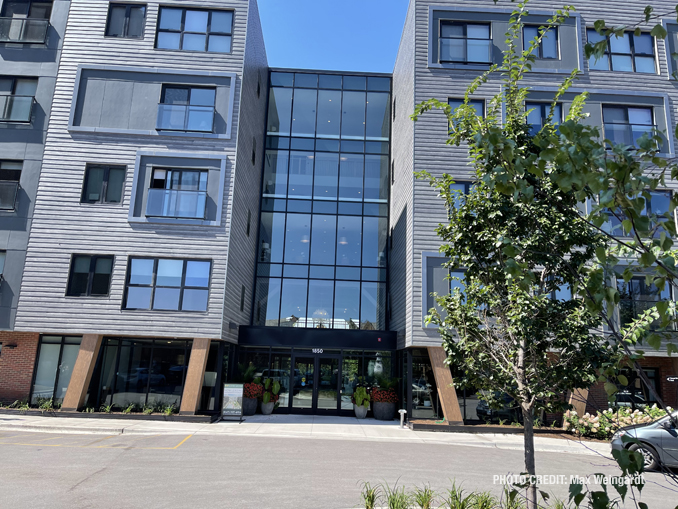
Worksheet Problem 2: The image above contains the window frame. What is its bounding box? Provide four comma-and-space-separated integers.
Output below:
104, 3, 146, 39
155, 7, 234, 53
122, 257, 212, 313
66, 254, 115, 297
80, 164, 126, 205
439, 21, 492, 65
522, 25, 559, 59
587, 29, 657, 74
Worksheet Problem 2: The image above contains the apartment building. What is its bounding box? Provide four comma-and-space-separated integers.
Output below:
0, 0, 675, 423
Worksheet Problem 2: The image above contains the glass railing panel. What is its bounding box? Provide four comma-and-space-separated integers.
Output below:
145, 189, 207, 219
0, 181, 19, 210
0, 18, 49, 43
156, 104, 215, 133
0, 95, 34, 122
604, 123, 655, 146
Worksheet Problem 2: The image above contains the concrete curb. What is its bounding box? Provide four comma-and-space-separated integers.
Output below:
0, 424, 125, 435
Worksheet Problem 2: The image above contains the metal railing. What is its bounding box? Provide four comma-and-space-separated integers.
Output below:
156, 104, 215, 133
0, 18, 49, 44
145, 189, 207, 219
0, 181, 19, 211
0, 95, 35, 122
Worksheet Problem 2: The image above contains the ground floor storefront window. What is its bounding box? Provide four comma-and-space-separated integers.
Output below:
87, 338, 192, 410
31, 336, 82, 405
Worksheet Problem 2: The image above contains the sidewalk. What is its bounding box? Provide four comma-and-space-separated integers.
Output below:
0, 413, 611, 458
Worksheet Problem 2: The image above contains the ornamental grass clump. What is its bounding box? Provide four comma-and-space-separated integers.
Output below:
563, 405, 672, 440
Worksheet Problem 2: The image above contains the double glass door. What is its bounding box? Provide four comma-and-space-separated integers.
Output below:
291, 355, 341, 414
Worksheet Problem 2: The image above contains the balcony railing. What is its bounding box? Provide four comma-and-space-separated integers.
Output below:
439, 38, 492, 64
156, 104, 215, 133
604, 123, 656, 147
0, 181, 19, 211
0, 18, 49, 44
0, 95, 35, 122
146, 189, 207, 220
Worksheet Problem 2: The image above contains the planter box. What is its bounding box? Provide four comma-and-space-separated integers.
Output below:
261, 402, 275, 415
242, 397, 258, 416
372, 402, 396, 421
354, 404, 368, 419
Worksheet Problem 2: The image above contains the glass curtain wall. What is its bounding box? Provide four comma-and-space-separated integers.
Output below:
256, 72, 391, 330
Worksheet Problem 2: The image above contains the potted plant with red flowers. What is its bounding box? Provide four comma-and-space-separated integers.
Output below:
260, 378, 280, 415
372, 376, 399, 421
351, 386, 371, 419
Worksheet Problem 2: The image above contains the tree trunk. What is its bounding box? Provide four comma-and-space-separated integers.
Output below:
523, 405, 537, 509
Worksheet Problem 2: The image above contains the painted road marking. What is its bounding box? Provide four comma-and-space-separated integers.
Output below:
0, 433, 193, 451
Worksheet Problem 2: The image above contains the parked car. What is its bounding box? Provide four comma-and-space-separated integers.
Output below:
614, 390, 649, 410
476, 392, 522, 423
610, 411, 678, 470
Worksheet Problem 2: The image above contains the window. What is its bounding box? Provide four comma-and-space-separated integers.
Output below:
0, 0, 52, 43
124, 258, 211, 312
603, 190, 671, 238
449, 180, 474, 210
423, 255, 464, 326
526, 102, 562, 135
523, 26, 558, 59
156, 85, 216, 133
81, 165, 125, 204
67, 255, 114, 297
439, 22, 491, 64
587, 29, 656, 73
602, 105, 654, 147
0, 251, 5, 280
449, 98, 485, 117
105, 3, 146, 38
614, 368, 660, 408
147, 168, 207, 219
0, 76, 37, 122
617, 275, 670, 328
31, 335, 81, 405
0, 160, 21, 210
156, 7, 233, 53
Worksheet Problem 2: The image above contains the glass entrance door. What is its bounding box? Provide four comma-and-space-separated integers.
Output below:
290, 355, 341, 414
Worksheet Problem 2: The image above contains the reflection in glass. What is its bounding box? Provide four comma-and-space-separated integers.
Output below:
156, 259, 183, 286
288, 152, 314, 199
280, 279, 308, 326
291, 89, 317, 137
339, 154, 363, 201
292, 357, 314, 409
341, 91, 366, 139
362, 217, 388, 267
262, 150, 289, 198
254, 277, 281, 326
31, 341, 61, 403
334, 281, 360, 329
129, 258, 154, 285
361, 282, 386, 330
284, 213, 311, 264
259, 212, 286, 263
307, 279, 334, 328
317, 358, 339, 410
316, 89, 341, 138
267, 88, 293, 135
310, 215, 337, 265
336, 216, 362, 266
364, 155, 388, 202
269, 353, 292, 409
365, 92, 390, 141
341, 355, 363, 409
313, 152, 339, 200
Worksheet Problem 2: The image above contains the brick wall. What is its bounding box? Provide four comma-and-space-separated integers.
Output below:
0, 332, 39, 404
586, 356, 678, 414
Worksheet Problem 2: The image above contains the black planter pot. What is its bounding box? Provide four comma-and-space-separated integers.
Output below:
243, 397, 258, 416
373, 402, 396, 421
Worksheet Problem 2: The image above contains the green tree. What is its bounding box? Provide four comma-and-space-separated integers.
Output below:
414, 1, 678, 507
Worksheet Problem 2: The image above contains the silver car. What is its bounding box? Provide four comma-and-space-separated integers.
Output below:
610, 411, 678, 470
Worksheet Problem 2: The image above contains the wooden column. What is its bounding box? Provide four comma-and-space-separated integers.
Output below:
427, 346, 463, 424
61, 334, 103, 411
568, 388, 589, 417
179, 338, 211, 415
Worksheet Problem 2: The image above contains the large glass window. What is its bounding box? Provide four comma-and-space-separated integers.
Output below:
291, 88, 317, 137
439, 22, 492, 64
588, 29, 656, 73
262, 150, 289, 198
316, 89, 341, 138
105, 3, 145, 38
124, 258, 211, 312
156, 7, 232, 53
523, 26, 558, 59
147, 168, 208, 219
67, 255, 114, 297
31, 336, 81, 405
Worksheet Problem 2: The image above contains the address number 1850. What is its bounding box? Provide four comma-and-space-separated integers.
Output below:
312, 348, 324, 354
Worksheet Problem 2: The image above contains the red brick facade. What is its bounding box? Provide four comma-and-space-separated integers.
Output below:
0, 332, 40, 404
586, 356, 678, 414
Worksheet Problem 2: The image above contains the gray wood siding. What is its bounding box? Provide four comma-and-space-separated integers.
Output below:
402, 0, 678, 346
221, 0, 268, 342
390, 0, 417, 349
14, 0, 261, 339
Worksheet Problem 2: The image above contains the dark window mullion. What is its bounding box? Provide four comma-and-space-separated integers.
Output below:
179, 259, 188, 310
122, 4, 131, 37
149, 258, 159, 309
86, 256, 97, 296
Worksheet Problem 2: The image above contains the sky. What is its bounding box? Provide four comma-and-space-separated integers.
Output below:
258, 0, 410, 73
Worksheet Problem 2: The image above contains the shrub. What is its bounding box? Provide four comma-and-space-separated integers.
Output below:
563, 405, 672, 440
352, 387, 371, 408
243, 381, 263, 399
372, 388, 399, 404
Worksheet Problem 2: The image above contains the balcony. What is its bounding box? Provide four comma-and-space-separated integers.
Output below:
439, 39, 492, 64
156, 104, 215, 133
0, 181, 19, 210
145, 189, 207, 220
604, 123, 656, 147
0, 18, 49, 44
0, 95, 34, 122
